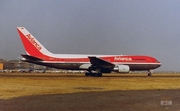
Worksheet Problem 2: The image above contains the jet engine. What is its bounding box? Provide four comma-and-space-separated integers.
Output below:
113, 65, 130, 73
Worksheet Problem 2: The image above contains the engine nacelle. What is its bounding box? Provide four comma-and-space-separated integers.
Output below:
79, 64, 91, 70
113, 65, 130, 73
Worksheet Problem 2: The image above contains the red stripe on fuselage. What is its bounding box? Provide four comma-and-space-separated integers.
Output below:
42, 56, 160, 65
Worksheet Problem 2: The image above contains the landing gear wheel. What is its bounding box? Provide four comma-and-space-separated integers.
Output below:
148, 72, 152, 76
147, 70, 153, 76
85, 72, 90, 76
85, 72, 102, 77
97, 73, 102, 77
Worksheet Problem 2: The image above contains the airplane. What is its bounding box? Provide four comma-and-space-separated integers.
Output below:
17, 27, 161, 77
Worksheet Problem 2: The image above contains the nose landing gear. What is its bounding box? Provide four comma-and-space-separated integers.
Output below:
148, 70, 153, 76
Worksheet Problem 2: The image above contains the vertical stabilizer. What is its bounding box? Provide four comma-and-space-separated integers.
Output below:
17, 27, 53, 57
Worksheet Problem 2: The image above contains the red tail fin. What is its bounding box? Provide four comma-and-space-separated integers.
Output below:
17, 27, 52, 58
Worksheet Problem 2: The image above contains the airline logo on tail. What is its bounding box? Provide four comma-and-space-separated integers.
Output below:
26, 34, 42, 50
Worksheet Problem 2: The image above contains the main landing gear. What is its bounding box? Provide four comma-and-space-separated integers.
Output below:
85, 72, 102, 77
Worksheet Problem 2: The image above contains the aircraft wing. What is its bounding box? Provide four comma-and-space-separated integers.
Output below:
88, 56, 115, 69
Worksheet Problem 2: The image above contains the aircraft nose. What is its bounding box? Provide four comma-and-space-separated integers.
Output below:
156, 60, 161, 67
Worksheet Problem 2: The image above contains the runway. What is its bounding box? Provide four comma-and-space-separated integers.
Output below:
0, 73, 180, 111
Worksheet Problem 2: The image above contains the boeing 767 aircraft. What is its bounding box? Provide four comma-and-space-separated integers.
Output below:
17, 27, 161, 76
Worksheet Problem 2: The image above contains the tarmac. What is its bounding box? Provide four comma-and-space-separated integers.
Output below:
0, 73, 180, 111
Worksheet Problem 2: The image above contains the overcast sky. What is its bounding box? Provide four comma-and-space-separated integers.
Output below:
0, 0, 180, 71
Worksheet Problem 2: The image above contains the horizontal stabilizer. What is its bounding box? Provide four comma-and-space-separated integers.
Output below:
21, 54, 43, 61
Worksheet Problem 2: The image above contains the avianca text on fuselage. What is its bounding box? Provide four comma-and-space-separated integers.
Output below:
17, 27, 161, 77
26, 34, 42, 50
114, 56, 132, 61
